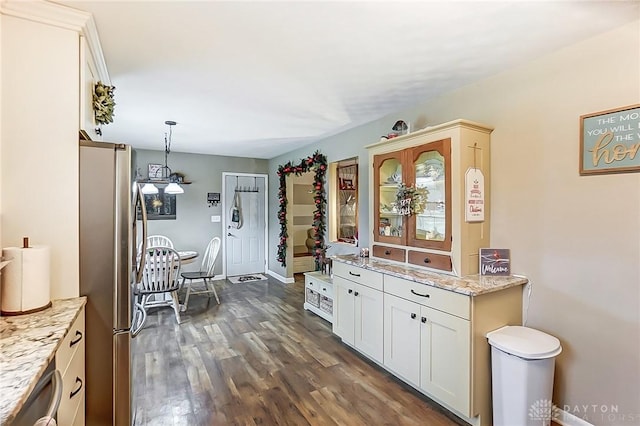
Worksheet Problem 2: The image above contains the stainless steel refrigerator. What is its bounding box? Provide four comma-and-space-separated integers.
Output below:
80, 140, 146, 425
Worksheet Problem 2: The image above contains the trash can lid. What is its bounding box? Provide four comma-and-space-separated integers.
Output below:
486, 326, 562, 359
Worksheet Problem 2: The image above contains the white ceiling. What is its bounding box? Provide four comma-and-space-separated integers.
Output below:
57, 1, 639, 159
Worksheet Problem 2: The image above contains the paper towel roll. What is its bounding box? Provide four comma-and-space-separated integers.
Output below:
1, 245, 51, 315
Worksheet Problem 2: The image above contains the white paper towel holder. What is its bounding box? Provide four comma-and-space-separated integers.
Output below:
1, 237, 52, 316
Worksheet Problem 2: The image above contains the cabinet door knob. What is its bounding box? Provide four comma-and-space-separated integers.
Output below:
385, 250, 391, 255
421, 317, 427, 323
423, 257, 431, 264
354, 291, 359, 296
348, 289, 353, 294
411, 313, 417, 319
411, 289, 430, 298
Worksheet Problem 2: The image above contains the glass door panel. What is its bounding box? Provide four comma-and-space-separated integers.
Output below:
408, 139, 451, 250
373, 152, 405, 245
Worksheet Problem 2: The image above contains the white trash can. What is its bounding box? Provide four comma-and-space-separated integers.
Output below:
487, 326, 562, 426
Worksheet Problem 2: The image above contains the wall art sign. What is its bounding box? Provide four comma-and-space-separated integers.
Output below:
479, 248, 511, 276
465, 168, 485, 222
580, 104, 640, 175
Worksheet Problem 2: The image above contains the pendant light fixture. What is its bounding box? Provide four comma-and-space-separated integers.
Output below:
140, 120, 184, 194
162, 120, 184, 194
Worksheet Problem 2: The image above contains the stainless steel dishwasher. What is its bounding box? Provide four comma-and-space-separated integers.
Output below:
10, 360, 62, 426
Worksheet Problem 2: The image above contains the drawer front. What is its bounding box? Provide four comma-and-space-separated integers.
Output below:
372, 245, 406, 262
333, 262, 383, 291
305, 277, 319, 291
407, 250, 452, 272
384, 275, 470, 320
305, 273, 333, 297
316, 281, 333, 298
56, 308, 85, 377
58, 341, 85, 426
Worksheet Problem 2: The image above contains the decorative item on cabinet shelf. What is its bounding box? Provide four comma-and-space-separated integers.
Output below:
392, 120, 410, 135
395, 183, 428, 216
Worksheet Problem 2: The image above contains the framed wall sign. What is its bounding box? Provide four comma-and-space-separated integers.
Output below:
580, 104, 640, 175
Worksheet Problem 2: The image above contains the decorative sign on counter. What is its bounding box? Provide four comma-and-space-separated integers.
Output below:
580, 104, 640, 175
465, 168, 485, 222
479, 248, 511, 276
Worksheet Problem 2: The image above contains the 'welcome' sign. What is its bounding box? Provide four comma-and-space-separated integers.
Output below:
580, 104, 640, 175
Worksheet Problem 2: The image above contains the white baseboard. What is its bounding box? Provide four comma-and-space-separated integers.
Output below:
267, 269, 294, 284
555, 408, 594, 426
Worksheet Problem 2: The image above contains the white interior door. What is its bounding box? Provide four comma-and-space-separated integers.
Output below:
225, 174, 266, 277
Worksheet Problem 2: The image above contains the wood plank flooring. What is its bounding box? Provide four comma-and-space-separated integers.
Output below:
132, 275, 467, 426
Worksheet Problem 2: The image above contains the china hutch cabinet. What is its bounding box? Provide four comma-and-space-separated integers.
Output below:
367, 120, 493, 276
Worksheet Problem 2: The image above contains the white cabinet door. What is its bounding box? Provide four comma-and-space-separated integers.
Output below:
354, 283, 384, 363
333, 276, 355, 344
383, 293, 421, 386
420, 305, 471, 415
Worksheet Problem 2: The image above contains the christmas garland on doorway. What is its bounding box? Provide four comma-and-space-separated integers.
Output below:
277, 151, 327, 267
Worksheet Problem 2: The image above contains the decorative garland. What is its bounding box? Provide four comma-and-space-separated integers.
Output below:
277, 151, 327, 268
396, 183, 428, 216
93, 81, 116, 125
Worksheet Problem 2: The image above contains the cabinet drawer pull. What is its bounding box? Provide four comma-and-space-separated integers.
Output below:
70, 330, 83, 347
411, 313, 417, 319
421, 317, 427, 323
322, 287, 326, 291
348, 289, 353, 294
70, 377, 83, 399
384, 250, 391, 255
423, 257, 431, 264
348, 271, 361, 277
354, 291, 359, 296
411, 289, 430, 298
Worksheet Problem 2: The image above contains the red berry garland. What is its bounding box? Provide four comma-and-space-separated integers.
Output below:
276, 151, 327, 268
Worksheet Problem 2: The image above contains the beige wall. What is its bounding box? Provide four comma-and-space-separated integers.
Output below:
1, 15, 80, 299
270, 19, 640, 417
400, 20, 640, 416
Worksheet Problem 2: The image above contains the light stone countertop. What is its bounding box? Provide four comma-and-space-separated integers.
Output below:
332, 254, 528, 296
0, 297, 86, 425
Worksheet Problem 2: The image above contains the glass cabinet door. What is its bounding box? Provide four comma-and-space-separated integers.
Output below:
408, 139, 452, 251
373, 151, 406, 245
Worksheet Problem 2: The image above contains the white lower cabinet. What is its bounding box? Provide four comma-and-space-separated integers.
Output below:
333, 260, 525, 426
384, 293, 470, 414
419, 303, 470, 414
56, 306, 86, 426
332, 264, 384, 364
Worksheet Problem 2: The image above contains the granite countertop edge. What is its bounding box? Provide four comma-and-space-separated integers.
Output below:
331, 254, 528, 296
0, 297, 87, 425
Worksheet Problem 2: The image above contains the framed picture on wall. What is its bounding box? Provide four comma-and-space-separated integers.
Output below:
136, 187, 176, 220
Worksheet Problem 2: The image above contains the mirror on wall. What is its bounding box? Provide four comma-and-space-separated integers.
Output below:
329, 157, 358, 245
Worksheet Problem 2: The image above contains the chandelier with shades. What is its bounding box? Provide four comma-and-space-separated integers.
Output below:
140, 120, 184, 195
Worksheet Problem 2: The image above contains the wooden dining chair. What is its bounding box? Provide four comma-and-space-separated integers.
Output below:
135, 246, 182, 325
180, 237, 221, 311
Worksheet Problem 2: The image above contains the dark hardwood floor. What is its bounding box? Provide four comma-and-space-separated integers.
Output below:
132, 275, 467, 425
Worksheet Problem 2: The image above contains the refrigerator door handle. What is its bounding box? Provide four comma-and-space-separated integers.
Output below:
114, 145, 132, 332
